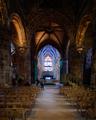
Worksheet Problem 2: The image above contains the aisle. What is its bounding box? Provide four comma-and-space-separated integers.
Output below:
28, 85, 84, 120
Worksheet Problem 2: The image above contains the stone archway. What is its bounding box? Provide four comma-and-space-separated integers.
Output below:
10, 13, 28, 85
68, 15, 93, 86
10, 13, 27, 53
37, 44, 61, 84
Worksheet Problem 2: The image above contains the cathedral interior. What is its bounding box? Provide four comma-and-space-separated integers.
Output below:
0, 0, 96, 120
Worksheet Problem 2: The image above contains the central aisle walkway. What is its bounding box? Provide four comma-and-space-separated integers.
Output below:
28, 85, 84, 120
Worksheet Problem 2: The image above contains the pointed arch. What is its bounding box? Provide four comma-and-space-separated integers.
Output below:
10, 13, 27, 53
76, 15, 91, 53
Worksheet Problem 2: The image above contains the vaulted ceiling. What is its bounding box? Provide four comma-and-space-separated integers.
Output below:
5, 0, 95, 56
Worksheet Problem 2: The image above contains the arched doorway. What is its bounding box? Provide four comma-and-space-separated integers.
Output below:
37, 44, 61, 84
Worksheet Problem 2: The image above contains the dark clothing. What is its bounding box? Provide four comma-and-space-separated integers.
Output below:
40, 81, 44, 89
36, 79, 44, 89
36, 79, 40, 86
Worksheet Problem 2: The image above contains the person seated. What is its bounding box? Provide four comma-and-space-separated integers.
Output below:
36, 79, 40, 86
40, 81, 44, 89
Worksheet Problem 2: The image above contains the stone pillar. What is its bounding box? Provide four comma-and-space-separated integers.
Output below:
89, 20, 96, 88
60, 58, 69, 84
34, 58, 38, 81
0, 26, 12, 86
69, 51, 84, 85
11, 52, 28, 85
54, 58, 60, 81
24, 48, 32, 84
91, 50, 96, 88
83, 48, 93, 86
30, 33, 36, 84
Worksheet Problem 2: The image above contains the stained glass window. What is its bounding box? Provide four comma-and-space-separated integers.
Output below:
44, 55, 53, 71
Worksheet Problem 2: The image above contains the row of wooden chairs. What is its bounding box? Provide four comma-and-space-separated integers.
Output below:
60, 85, 96, 119
0, 86, 40, 120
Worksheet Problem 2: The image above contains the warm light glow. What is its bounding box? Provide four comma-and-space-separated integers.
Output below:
11, 14, 27, 49
35, 22, 64, 50
12, 20, 23, 46
35, 31, 45, 44
76, 15, 91, 52
36, 32, 49, 45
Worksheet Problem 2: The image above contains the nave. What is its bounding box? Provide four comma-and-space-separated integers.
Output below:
27, 85, 84, 120
0, 0, 96, 120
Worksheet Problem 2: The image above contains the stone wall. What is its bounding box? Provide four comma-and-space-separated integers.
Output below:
0, 27, 12, 86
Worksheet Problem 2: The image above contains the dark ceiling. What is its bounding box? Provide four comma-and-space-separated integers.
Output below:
5, 0, 95, 57
8, 0, 92, 16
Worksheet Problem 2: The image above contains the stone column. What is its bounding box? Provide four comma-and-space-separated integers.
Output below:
69, 50, 84, 85
91, 50, 96, 88
0, 26, 12, 86
60, 57, 69, 84
30, 33, 36, 84
34, 58, 38, 81
24, 48, 32, 84
83, 48, 93, 86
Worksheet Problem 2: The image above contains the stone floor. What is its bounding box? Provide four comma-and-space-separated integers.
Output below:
27, 85, 85, 120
